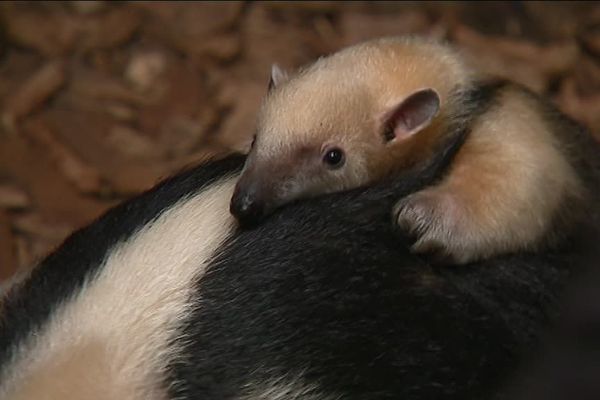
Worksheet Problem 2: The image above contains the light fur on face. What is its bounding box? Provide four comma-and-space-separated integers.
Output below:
240, 35, 589, 264
243, 37, 476, 207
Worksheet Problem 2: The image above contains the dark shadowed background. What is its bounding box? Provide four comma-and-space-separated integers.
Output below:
0, 1, 599, 283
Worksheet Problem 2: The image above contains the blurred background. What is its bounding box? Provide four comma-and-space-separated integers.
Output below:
0, 1, 599, 283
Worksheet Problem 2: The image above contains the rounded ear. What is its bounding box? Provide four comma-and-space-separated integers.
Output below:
268, 64, 289, 91
383, 88, 441, 143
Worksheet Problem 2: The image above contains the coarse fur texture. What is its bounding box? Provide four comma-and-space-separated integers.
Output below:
170, 149, 597, 399
231, 36, 599, 265
232, 37, 472, 218
0, 137, 597, 399
394, 84, 592, 264
503, 243, 600, 400
0, 155, 245, 400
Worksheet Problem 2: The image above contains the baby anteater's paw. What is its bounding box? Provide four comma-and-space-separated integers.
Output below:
393, 189, 481, 265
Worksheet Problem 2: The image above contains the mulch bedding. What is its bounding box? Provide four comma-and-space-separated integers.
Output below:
0, 1, 599, 282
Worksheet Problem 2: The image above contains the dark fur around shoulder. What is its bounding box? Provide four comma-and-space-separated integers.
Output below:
166, 83, 600, 399
506, 245, 600, 400
0, 155, 245, 370
167, 134, 595, 399
1, 77, 598, 398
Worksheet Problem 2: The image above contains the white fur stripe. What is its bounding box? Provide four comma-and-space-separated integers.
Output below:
0, 174, 239, 400
239, 373, 338, 400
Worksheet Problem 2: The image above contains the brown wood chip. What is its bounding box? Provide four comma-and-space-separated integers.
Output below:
23, 118, 108, 195
0, 183, 30, 210
1, 2, 599, 282
0, 210, 17, 281
2, 60, 66, 134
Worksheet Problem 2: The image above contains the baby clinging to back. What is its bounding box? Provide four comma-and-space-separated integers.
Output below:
230, 36, 593, 265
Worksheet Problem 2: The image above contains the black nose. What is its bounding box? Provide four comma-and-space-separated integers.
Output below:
230, 190, 265, 226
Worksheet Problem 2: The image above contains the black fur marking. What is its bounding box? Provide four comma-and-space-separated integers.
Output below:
461, 80, 508, 109
167, 126, 585, 399
1, 77, 596, 398
0, 155, 245, 372
442, 80, 508, 141
502, 241, 600, 400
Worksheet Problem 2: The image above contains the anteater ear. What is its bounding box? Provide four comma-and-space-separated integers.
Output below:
383, 88, 440, 143
268, 64, 288, 91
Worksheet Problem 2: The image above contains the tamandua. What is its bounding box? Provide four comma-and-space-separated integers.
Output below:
1, 141, 594, 399
0, 156, 244, 400
230, 36, 599, 264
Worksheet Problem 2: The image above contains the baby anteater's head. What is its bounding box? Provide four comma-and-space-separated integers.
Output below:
231, 37, 472, 225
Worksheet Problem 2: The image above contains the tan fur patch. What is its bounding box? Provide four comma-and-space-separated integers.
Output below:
246, 37, 477, 208
396, 86, 584, 263
2, 340, 147, 400
244, 36, 586, 264
259, 37, 474, 160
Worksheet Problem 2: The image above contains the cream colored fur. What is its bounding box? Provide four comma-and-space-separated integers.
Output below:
0, 175, 239, 400
394, 87, 584, 263
251, 37, 475, 196
246, 36, 585, 264
238, 373, 338, 400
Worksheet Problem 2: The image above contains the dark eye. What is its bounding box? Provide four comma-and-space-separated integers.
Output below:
322, 147, 345, 169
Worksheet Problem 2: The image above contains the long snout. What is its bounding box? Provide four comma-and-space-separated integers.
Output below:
231, 157, 297, 226
230, 180, 268, 226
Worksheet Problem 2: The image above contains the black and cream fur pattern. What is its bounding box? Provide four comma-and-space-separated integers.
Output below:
1, 122, 598, 399
0, 156, 243, 399
231, 36, 599, 265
